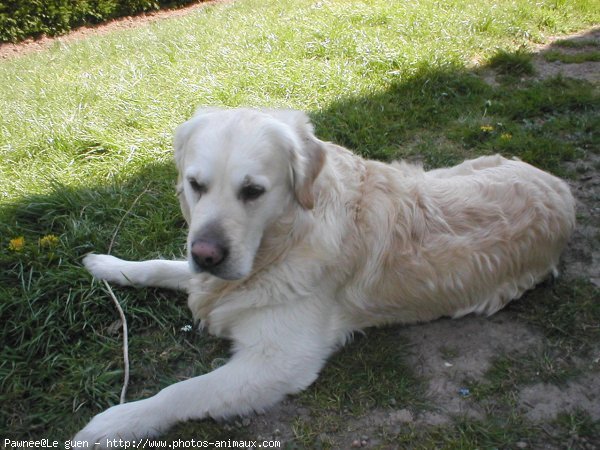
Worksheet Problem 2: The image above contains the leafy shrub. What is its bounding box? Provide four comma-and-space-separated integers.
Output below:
0, 0, 198, 42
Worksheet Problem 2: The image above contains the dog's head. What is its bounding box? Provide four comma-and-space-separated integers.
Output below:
174, 108, 326, 280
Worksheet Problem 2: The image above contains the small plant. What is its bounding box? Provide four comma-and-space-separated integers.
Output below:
6, 233, 61, 264
39, 234, 59, 248
8, 236, 25, 252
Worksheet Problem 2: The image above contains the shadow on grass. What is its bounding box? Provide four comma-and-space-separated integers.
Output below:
1, 29, 598, 443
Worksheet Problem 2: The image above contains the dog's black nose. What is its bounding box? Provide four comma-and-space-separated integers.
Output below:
191, 239, 227, 269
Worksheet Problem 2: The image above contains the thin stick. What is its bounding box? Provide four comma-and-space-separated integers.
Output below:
103, 186, 148, 404
103, 280, 129, 404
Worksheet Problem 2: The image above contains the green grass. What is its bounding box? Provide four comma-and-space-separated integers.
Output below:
1, 0, 599, 446
298, 330, 424, 415
487, 48, 536, 75
554, 37, 600, 48
515, 279, 600, 354
544, 49, 600, 63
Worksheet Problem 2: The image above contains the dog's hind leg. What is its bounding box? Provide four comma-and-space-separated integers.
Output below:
83, 254, 192, 292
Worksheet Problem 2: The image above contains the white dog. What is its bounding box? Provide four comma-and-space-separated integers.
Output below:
76, 108, 575, 442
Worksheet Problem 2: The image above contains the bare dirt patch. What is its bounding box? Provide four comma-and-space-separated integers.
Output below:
532, 27, 600, 83
519, 374, 600, 422
398, 314, 544, 422
480, 27, 600, 85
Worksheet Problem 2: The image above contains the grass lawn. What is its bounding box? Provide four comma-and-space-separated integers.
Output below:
1, 0, 599, 447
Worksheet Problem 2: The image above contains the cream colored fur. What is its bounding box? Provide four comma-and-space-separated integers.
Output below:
76, 108, 575, 443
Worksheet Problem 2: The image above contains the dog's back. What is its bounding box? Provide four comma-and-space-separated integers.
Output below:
335, 154, 576, 327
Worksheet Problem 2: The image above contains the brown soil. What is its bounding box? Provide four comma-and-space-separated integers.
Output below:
532, 27, 600, 83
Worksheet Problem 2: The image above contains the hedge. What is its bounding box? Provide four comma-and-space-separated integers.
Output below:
0, 0, 199, 43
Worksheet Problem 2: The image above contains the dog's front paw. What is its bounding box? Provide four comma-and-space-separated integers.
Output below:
83, 254, 133, 286
73, 401, 164, 448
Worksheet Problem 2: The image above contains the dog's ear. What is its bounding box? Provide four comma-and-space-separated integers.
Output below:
262, 109, 326, 210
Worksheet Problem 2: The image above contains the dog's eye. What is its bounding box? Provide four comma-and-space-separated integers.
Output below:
239, 185, 265, 202
188, 179, 207, 195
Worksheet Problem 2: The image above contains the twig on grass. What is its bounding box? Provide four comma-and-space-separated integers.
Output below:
104, 185, 150, 402
103, 279, 130, 404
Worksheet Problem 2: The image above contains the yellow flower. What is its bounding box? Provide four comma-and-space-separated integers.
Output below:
39, 234, 59, 248
8, 236, 25, 252
480, 125, 494, 133
500, 133, 513, 140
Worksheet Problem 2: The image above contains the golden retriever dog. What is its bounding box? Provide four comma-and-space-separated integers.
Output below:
76, 108, 575, 443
